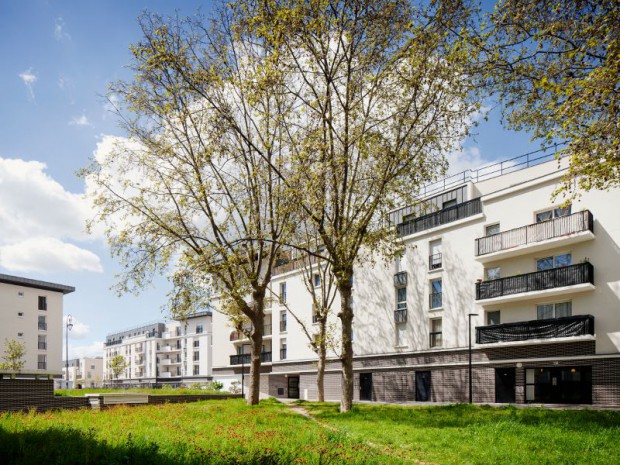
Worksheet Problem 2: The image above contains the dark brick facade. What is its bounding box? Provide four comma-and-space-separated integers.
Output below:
0, 379, 90, 412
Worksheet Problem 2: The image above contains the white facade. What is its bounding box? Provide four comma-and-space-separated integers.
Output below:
63, 357, 104, 388
211, 154, 620, 405
103, 312, 213, 385
0, 274, 74, 377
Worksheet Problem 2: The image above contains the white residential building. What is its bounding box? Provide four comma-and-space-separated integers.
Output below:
63, 357, 104, 388
211, 153, 620, 406
0, 274, 75, 377
103, 311, 212, 386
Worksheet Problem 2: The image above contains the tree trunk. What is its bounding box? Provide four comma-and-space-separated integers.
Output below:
248, 309, 264, 405
338, 280, 354, 412
317, 319, 327, 402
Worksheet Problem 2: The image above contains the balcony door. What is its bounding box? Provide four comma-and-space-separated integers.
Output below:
495, 368, 516, 403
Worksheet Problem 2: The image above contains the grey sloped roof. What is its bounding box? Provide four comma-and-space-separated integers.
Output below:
0, 273, 75, 294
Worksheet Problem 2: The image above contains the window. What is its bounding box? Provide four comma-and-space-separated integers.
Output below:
17, 332, 23, 338
535, 205, 571, 223
280, 340, 287, 360
395, 254, 404, 273
37, 354, 47, 370
312, 308, 320, 324
18, 291, 24, 297
279, 282, 287, 304
485, 223, 500, 236
537, 301, 572, 320
486, 267, 501, 280
90, 365, 95, 370
193, 351, 200, 361
17, 312, 23, 317
429, 239, 442, 270
396, 324, 408, 347
537, 253, 571, 271
38, 335, 47, 350
193, 365, 200, 375
175, 327, 182, 336
396, 286, 407, 310
429, 279, 442, 309
486, 311, 501, 326
313, 274, 321, 287
442, 199, 457, 209
193, 340, 200, 348
196, 324, 203, 334
430, 319, 442, 347
38, 315, 47, 330
38, 296, 47, 310
280, 311, 287, 332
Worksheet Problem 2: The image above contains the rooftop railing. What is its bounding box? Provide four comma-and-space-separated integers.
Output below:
476, 210, 593, 256
397, 198, 482, 237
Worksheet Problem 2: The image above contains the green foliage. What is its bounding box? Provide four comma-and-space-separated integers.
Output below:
108, 355, 128, 380
485, 0, 620, 198
0, 338, 26, 372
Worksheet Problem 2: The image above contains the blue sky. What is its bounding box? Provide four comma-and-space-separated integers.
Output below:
0, 0, 541, 358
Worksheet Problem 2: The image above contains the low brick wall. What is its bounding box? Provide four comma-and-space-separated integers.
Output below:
0, 379, 90, 412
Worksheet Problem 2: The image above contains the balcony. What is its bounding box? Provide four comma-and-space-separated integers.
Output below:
476, 315, 594, 344
475, 210, 594, 262
394, 309, 407, 324
394, 271, 408, 286
476, 263, 594, 305
229, 352, 272, 365
157, 345, 180, 353
397, 198, 482, 237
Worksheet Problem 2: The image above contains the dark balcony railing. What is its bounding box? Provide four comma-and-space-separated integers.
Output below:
394, 309, 407, 324
397, 198, 482, 237
229, 352, 272, 365
394, 271, 408, 286
38, 323, 47, 330
429, 253, 442, 270
475, 210, 593, 256
476, 263, 594, 300
280, 321, 287, 332
429, 332, 442, 347
38, 342, 47, 350
37, 362, 47, 369
476, 315, 594, 344
280, 348, 287, 360
429, 292, 442, 309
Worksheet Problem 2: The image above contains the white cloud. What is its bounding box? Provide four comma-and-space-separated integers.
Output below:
54, 17, 71, 41
446, 146, 491, 175
0, 157, 103, 274
0, 238, 102, 273
69, 114, 91, 126
19, 69, 37, 100
64, 315, 91, 339
69, 341, 104, 359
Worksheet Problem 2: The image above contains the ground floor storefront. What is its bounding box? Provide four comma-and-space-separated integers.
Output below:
215, 339, 620, 407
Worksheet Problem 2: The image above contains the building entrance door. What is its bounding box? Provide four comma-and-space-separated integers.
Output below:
359, 373, 373, 401
495, 368, 516, 403
415, 371, 431, 401
287, 376, 300, 399
526, 366, 592, 404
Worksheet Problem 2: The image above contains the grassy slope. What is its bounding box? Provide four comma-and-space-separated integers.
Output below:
301, 402, 620, 465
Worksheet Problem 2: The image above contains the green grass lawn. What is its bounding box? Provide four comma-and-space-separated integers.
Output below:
1, 399, 619, 465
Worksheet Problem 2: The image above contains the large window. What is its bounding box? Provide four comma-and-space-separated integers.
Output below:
38, 315, 47, 331
37, 354, 47, 370
279, 282, 287, 304
396, 286, 407, 310
196, 324, 203, 334
486, 310, 501, 325
486, 267, 501, 280
537, 301, 572, 320
38, 296, 47, 310
193, 365, 200, 375
193, 351, 200, 361
280, 311, 287, 332
38, 335, 47, 350
429, 239, 442, 270
430, 318, 442, 348
536, 205, 571, 223
485, 223, 500, 236
280, 340, 287, 360
429, 279, 442, 309
537, 253, 572, 270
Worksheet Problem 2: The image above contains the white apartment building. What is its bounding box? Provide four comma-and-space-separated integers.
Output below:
103, 311, 212, 386
0, 274, 75, 377
62, 357, 104, 388
211, 153, 620, 406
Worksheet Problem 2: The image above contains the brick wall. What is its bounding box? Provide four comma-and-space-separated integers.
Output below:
0, 379, 90, 412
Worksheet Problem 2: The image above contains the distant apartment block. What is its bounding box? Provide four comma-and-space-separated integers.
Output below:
103, 311, 212, 386
62, 357, 104, 388
0, 274, 74, 377
211, 154, 620, 406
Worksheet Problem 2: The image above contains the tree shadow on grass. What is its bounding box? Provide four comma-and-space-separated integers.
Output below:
0, 426, 286, 465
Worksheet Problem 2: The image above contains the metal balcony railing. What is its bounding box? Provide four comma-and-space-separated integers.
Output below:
38, 342, 47, 350
429, 332, 442, 348
475, 210, 593, 256
37, 362, 47, 369
229, 352, 273, 365
280, 321, 287, 332
394, 309, 407, 324
397, 198, 482, 237
476, 263, 594, 300
38, 323, 47, 330
429, 253, 442, 270
476, 315, 594, 344
394, 271, 408, 286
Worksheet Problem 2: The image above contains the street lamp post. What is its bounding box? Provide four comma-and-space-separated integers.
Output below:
468, 313, 478, 404
65, 315, 73, 387
241, 350, 245, 398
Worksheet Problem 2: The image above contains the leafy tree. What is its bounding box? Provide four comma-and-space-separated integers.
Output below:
84, 7, 296, 405
109, 355, 128, 380
0, 339, 26, 372
239, 0, 481, 411
485, 0, 620, 198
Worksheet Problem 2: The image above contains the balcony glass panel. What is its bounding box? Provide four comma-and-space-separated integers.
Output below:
476, 315, 594, 344
476, 263, 593, 300
476, 210, 593, 256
